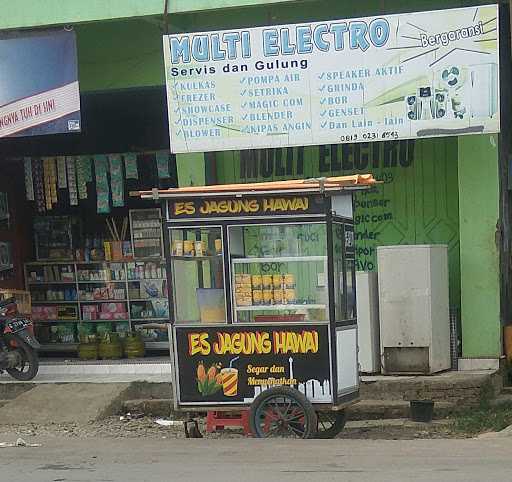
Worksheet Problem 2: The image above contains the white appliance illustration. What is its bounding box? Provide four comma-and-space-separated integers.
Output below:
243, 357, 332, 403
404, 63, 498, 122
469, 63, 498, 119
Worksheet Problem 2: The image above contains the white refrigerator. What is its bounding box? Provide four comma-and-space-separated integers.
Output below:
377, 245, 450, 375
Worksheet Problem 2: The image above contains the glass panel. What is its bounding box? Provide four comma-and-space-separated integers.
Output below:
229, 223, 328, 323
332, 222, 346, 321
346, 259, 356, 320
344, 223, 356, 321
169, 226, 226, 324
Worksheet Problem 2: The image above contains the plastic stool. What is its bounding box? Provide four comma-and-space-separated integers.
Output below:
206, 410, 251, 435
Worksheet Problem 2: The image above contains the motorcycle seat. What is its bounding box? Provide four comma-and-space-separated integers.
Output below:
0, 298, 15, 308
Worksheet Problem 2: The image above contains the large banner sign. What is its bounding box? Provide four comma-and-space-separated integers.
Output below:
174, 324, 331, 405
163, 5, 499, 153
0, 30, 81, 138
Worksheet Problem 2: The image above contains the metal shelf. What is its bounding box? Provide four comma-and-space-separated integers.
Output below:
129, 298, 168, 302
79, 299, 128, 303
80, 320, 130, 323
232, 256, 326, 264
34, 319, 79, 323
145, 341, 170, 349
28, 281, 76, 285
235, 304, 326, 311
77, 280, 126, 284
39, 343, 79, 351
131, 318, 170, 322
127, 279, 166, 283
32, 301, 78, 304
170, 255, 222, 261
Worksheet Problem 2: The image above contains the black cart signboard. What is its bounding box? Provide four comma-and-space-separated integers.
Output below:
167, 193, 325, 220
174, 324, 332, 405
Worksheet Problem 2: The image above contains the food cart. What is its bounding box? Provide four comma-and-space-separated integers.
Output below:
137, 174, 377, 438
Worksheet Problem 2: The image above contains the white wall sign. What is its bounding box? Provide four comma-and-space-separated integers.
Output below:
163, 5, 499, 154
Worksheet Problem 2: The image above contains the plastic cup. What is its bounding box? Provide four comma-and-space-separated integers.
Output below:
221, 368, 238, 397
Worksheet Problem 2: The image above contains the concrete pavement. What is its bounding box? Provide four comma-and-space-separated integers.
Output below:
1, 436, 512, 482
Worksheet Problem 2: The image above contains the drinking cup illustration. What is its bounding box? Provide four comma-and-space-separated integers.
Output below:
221, 367, 239, 397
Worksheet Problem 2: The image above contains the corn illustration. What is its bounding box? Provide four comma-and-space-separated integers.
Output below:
207, 365, 217, 381
197, 362, 207, 383
197, 362, 224, 396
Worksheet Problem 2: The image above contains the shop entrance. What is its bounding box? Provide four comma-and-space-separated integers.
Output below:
0, 87, 176, 359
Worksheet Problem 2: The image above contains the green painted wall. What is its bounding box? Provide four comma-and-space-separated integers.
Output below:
458, 135, 501, 358
0, 0, 303, 30
216, 138, 461, 308
75, 20, 165, 92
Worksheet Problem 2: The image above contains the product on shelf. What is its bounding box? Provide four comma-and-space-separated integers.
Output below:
284, 289, 297, 304
49, 324, 76, 343
27, 264, 75, 283
31, 305, 78, 321
130, 208, 163, 259
183, 240, 194, 256
77, 263, 125, 282
284, 274, 295, 289
214, 238, 222, 255
96, 322, 113, 337
252, 289, 263, 305
82, 304, 98, 320
262, 275, 272, 290
234, 274, 252, 306
234, 271, 297, 306
126, 261, 165, 280
273, 290, 284, 304
262, 290, 273, 305
251, 275, 262, 289
272, 274, 283, 289
130, 299, 169, 320
194, 241, 205, 257
172, 240, 183, 256
78, 285, 126, 301
115, 321, 130, 337
33, 216, 76, 261
134, 325, 169, 342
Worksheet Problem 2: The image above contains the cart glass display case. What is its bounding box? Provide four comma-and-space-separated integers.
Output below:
229, 223, 328, 323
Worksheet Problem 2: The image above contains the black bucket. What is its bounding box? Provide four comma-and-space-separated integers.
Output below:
410, 400, 434, 423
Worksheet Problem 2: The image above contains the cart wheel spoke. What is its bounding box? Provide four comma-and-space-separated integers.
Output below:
315, 411, 347, 439
287, 423, 305, 437
250, 387, 317, 439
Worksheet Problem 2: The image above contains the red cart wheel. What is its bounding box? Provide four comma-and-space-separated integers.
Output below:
249, 386, 317, 439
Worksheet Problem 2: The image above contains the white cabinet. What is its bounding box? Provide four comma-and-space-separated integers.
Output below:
356, 272, 380, 373
377, 245, 450, 374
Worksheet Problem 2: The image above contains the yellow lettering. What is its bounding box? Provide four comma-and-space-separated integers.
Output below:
188, 333, 210, 355
249, 199, 259, 212
263, 198, 273, 211
296, 197, 308, 211
199, 200, 211, 214
175, 202, 195, 216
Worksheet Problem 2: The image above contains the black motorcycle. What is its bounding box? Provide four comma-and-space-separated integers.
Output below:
0, 298, 40, 380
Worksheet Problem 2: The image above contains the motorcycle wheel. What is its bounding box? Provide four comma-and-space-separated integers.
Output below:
5, 333, 39, 381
